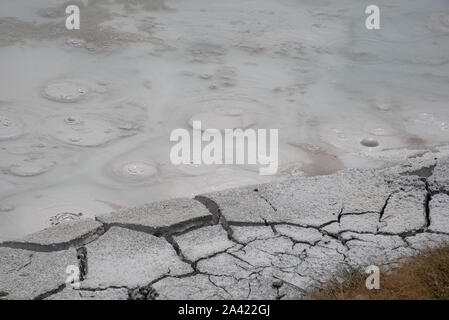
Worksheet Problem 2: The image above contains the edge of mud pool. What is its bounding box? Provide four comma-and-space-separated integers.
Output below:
1, 152, 449, 300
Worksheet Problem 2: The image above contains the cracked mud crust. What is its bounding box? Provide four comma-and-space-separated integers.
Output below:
1, 153, 449, 300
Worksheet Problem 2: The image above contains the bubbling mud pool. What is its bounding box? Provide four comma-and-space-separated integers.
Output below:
1, 0, 449, 239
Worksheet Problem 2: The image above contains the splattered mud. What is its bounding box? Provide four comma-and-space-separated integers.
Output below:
1, 0, 449, 239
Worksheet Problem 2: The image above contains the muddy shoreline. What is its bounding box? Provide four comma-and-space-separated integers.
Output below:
1, 153, 449, 299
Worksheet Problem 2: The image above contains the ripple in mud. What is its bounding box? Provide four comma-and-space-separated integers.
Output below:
41, 79, 108, 103
282, 141, 345, 177
175, 162, 218, 176
50, 212, 83, 226
66, 38, 87, 49
188, 106, 257, 131
188, 43, 227, 64
0, 114, 26, 141
9, 160, 55, 177
318, 121, 401, 152
43, 115, 120, 147
374, 102, 395, 112
112, 161, 158, 182
5, 144, 34, 155
363, 121, 398, 137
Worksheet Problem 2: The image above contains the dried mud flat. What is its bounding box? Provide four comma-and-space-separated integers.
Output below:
1, 153, 449, 300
